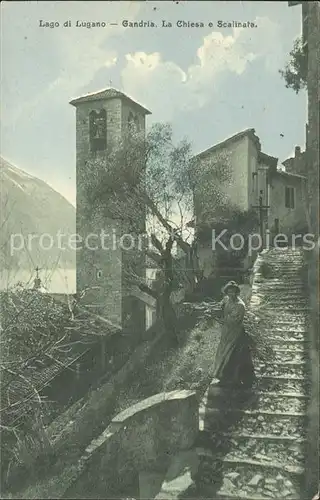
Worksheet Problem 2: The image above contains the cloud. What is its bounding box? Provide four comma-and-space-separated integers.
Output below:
121, 16, 281, 121
2, 1, 140, 126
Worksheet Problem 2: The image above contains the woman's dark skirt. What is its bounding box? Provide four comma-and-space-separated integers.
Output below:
218, 331, 256, 389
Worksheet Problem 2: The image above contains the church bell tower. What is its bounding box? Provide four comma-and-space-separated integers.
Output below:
70, 88, 151, 331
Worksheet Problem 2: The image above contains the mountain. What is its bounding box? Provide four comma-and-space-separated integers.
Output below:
0, 157, 76, 290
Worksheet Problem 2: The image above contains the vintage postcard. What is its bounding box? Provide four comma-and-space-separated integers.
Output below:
1, 1, 319, 499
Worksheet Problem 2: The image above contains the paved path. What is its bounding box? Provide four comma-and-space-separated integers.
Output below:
195, 248, 310, 499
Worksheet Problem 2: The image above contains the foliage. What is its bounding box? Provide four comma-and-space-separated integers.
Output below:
279, 37, 307, 93
190, 148, 234, 225
197, 207, 259, 272
79, 123, 206, 333
82, 123, 194, 240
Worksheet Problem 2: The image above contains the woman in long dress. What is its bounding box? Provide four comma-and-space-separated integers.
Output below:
213, 281, 256, 389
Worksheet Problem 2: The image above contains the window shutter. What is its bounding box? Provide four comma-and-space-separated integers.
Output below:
290, 188, 295, 208
285, 187, 289, 208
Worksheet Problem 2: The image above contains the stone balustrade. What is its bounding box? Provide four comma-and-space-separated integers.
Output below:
62, 389, 198, 499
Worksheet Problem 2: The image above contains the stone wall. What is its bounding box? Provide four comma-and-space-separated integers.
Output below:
62, 390, 198, 499
268, 173, 308, 236
73, 93, 149, 332
304, 245, 319, 498
75, 98, 124, 325
304, 5, 319, 494
305, 1, 320, 237
194, 134, 251, 220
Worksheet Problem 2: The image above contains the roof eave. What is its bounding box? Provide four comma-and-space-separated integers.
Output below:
273, 170, 307, 180
194, 128, 256, 160
69, 94, 151, 115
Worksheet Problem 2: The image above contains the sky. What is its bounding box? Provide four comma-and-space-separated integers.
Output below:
1, 1, 307, 207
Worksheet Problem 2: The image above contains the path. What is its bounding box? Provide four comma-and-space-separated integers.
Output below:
195, 247, 310, 499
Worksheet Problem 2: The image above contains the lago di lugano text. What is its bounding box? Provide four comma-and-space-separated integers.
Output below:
39, 20, 258, 29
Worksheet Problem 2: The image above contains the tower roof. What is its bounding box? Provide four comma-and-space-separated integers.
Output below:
69, 87, 151, 115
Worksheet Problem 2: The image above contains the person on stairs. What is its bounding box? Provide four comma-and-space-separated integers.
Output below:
212, 281, 256, 389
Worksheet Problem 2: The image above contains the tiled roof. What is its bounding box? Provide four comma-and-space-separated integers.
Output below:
194, 128, 261, 159
69, 87, 151, 115
273, 170, 306, 180
1, 341, 93, 426
258, 151, 278, 169
0, 307, 121, 426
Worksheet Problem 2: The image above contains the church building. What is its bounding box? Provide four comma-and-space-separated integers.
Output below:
70, 88, 151, 333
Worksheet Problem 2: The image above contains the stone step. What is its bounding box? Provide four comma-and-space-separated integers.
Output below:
257, 376, 307, 394
256, 300, 309, 306
260, 281, 306, 286
265, 251, 304, 254
263, 254, 304, 259
196, 464, 301, 499
266, 318, 307, 326
251, 291, 306, 296
200, 407, 306, 420
202, 411, 306, 439
264, 260, 305, 264
264, 326, 307, 333
196, 451, 303, 497
264, 262, 304, 266
258, 352, 306, 363
263, 330, 307, 338
217, 493, 299, 500
252, 300, 308, 306
257, 304, 308, 310
260, 290, 307, 295
264, 265, 305, 268
271, 339, 309, 346
266, 273, 305, 277
199, 396, 306, 419
263, 332, 306, 342
255, 364, 305, 379
252, 287, 305, 293
271, 346, 306, 353
267, 321, 307, 328
222, 441, 304, 469
253, 279, 304, 284
258, 374, 306, 382
205, 392, 307, 414
220, 431, 306, 442
253, 280, 304, 285
216, 467, 301, 499
268, 308, 310, 313
254, 273, 304, 278
197, 446, 305, 473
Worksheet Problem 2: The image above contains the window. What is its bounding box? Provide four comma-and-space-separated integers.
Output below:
128, 112, 140, 133
96, 270, 103, 279
252, 171, 257, 192
89, 109, 106, 152
285, 186, 295, 208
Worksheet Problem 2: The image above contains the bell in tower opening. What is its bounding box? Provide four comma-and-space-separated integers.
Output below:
89, 109, 106, 152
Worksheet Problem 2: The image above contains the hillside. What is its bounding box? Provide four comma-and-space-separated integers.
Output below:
0, 157, 76, 290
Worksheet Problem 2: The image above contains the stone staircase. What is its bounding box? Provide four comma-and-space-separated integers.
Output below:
195, 247, 310, 500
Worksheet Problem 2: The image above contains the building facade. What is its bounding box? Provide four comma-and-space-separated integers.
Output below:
288, 1, 320, 236
70, 88, 151, 332
304, 1, 319, 237
192, 128, 308, 277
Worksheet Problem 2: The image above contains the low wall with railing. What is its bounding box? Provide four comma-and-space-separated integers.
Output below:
61, 390, 198, 499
